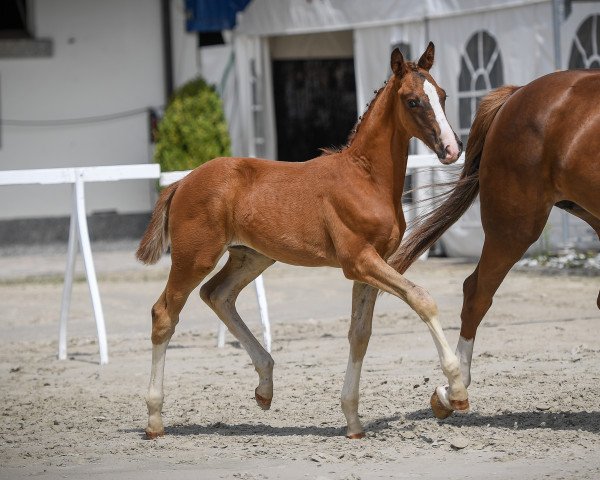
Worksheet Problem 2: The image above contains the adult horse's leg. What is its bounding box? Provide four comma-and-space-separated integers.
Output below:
457, 159, 600, 393
341, 282, 378, 438
146, 241, 225, 439
446, 203, 553, 419
199, 246, 276, 409
340, 248, 469, 413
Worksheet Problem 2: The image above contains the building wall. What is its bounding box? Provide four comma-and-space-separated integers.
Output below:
170, 0, 201, 91
0, 0, 198, 221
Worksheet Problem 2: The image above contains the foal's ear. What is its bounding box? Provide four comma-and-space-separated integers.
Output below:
390, 48, 407, 77
418, 42, 435, 71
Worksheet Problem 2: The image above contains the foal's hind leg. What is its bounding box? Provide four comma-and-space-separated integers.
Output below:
341, 282, 378, 438
200, 246, 276, 409
146, 244, 224, 439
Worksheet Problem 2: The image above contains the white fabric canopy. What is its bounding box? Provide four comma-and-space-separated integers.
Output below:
235, 0, 551, 36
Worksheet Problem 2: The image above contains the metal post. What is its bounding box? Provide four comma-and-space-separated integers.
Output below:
553, 0, 571, 249
552, 0, 564, 70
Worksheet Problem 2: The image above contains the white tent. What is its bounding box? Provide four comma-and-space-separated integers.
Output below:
201, 0, 599, 257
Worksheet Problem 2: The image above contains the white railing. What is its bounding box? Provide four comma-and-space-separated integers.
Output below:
0, 164, 160, 365
407, 153, 465, 169
0, 154, 463, 365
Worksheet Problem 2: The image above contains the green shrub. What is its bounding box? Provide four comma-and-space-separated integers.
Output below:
154, 77, 231, 172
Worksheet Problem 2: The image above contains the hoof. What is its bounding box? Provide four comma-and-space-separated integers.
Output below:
346, 432, 366, 439
145, 428, 165, 440
450, 398, 470, 412
430, 390, 454, 420
255, 388, 272, 410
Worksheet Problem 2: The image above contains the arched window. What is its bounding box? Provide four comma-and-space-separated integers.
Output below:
457, 31, 504, 144
568, 14, 600, 69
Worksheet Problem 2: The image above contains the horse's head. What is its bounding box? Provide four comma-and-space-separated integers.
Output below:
390, 42, 462, 164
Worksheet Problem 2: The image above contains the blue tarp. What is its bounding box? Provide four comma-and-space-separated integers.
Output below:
185, 0, 251, 32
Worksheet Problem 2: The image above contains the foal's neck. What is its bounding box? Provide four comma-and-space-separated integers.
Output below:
347, 79, 409, 199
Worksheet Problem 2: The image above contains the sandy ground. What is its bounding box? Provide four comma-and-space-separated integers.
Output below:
1, 242, 599, 479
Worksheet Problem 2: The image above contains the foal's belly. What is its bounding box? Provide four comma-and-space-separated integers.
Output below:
232, 221, 340, 268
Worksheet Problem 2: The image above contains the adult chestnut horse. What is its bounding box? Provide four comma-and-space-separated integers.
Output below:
137, 43, 468, 440
393, 69, 600, 419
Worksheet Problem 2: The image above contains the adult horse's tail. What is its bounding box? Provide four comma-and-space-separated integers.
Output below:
136, 182, 180, 265
390, 84, 521, 274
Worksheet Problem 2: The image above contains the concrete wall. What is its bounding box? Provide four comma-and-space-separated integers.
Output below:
0, 0, 199, 221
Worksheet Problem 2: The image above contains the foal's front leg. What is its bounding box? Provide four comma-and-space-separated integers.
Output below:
341, 282, 378, 438
342, 248, 469, 413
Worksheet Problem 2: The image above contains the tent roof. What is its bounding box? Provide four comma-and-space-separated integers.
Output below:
235, 0, 550, 36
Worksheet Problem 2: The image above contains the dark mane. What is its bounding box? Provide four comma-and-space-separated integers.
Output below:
320, 62, 420, 156
320, 81, 387, 156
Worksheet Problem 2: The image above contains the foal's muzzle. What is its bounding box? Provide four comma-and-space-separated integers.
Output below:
437, 133, 463, 165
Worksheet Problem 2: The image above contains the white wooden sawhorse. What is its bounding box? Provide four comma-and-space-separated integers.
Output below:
0, 164, 161, 365
160, 170, 272, 353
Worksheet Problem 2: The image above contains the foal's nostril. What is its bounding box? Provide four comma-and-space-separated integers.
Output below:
443, 143, 459, 162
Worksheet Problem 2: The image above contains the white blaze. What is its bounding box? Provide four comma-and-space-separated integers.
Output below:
423, 79, 459, 159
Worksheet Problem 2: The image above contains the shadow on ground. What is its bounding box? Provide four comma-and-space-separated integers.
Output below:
123, 415, 403, 439
406, 408, 600, 433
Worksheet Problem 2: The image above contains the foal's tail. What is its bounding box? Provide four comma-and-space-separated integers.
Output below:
389, 84, 520, 274
136, 182, 180, 265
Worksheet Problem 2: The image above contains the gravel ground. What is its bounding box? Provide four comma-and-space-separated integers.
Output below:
0, 243, 599, 479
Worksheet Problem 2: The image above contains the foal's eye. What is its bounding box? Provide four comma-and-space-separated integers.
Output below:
408, 99, 419, 108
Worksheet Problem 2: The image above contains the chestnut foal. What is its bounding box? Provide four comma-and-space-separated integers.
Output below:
137, 43, 468, 439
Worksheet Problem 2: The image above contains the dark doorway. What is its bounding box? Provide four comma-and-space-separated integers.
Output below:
272, 59, 357, 162
0, 0, 29, 38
